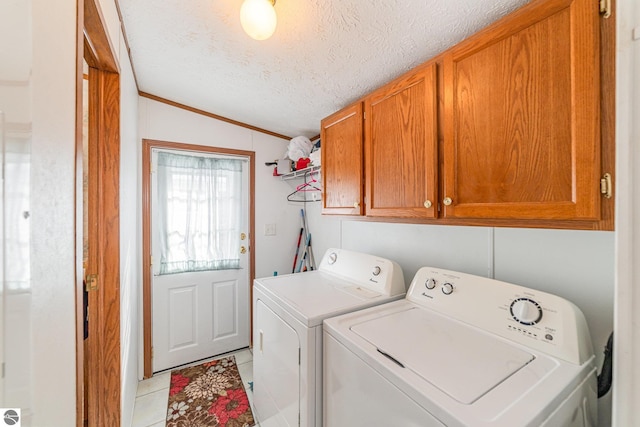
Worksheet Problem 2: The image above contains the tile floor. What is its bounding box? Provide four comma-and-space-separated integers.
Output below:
131, 348, 257, 427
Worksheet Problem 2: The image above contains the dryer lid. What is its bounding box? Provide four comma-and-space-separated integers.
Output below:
350, 307, 534, 404
255, 271, 385, 326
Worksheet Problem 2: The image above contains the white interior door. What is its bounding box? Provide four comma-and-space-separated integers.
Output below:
151, 148, 250, 372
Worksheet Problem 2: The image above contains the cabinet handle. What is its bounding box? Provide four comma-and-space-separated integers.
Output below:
354, 202, 360, 209
424, 200, 432, 209
443, 197, 453, 206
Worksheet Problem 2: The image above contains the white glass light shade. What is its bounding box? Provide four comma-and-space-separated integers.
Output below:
240, 0, 277, 40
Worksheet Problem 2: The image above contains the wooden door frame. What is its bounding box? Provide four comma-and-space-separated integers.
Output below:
76, 0, 121, 425
142, 139, 256, 378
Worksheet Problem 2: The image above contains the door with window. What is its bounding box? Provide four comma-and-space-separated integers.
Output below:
151, 148, 250, 372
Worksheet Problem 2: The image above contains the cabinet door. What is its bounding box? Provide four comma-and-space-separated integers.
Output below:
365, 64, 438, 218
321, 103, 364, 215
443, 0, 601, 221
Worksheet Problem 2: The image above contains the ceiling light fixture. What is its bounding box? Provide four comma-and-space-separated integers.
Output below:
240, 0, 277, 41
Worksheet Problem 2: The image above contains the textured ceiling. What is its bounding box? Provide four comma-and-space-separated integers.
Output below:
118, 0, 529, 139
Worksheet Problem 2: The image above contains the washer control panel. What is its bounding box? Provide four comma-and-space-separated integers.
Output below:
407, 267, 593, 365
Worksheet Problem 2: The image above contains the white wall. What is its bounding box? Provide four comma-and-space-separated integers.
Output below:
253, 132, 309, 277
29, 0, 78, 424
305, 204, 615, 425
119, 31, 141, 427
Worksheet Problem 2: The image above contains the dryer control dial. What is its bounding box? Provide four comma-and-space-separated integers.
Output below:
328, 252, 338, 264
510, 298, 543, 325
441, 282, 454, 295
424, 278, 437, 289
372, 266, 381, 276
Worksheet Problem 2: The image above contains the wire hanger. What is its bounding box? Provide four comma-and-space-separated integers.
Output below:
287, 171, 322, 202
295, 177, 321, 192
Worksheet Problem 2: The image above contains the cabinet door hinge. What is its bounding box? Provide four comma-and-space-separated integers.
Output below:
600, 173, 612, 198
363, 111, 366, 120
599, 0, 611, 18
85, 274, 99, 291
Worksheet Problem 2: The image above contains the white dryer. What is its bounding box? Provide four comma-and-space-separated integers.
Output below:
253, 248, 406, 427
324, 267, 598, 427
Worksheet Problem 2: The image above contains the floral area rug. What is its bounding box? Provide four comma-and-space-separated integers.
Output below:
166, 356, 255, 427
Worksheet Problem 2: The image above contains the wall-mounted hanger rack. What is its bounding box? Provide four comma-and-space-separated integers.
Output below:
280, 165, 321, 180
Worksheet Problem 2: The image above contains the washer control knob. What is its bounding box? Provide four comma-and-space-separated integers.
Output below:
442, 282, 454, 295
328, 252, 338, 265
510, 298, 543, 325
372, 266, 381, 276
424, 278, 437, 289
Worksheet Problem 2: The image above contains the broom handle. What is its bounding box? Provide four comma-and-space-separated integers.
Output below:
299, 233, 311, 272
292, 227, 303, 273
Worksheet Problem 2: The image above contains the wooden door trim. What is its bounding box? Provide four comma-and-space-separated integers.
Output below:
83, 0, 118, 73
142, 139, 256, 379
77, 0, 121, 425
88, 68, 121, 426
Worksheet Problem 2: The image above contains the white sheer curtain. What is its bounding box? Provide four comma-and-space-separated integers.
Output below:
156, 151, 244, 275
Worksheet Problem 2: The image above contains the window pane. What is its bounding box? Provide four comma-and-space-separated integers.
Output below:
157, 151, 243, 275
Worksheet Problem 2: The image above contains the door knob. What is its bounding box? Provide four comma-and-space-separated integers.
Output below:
240, 246, 247, 254
443, 197, 453, 206
424, 200, 432, 209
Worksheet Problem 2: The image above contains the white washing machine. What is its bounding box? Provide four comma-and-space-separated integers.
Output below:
252, 248, 406, 427
324, 267, 598, 427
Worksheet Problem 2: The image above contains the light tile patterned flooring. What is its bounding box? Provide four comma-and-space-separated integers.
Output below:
131, 348, 258, 427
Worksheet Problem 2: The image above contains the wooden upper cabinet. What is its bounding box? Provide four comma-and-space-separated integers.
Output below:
442, 0, 601, 221
365, 64, 438, 218
321, 103, 364, 215
320, 0, 612, 229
